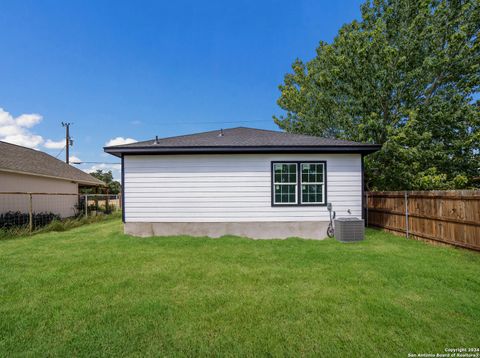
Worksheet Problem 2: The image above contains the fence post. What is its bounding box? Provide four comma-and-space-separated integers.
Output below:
365, 191, 369, 227
28, 193, 33, 234
105, 189, 110, 214
405, 191, 409, 239
84, 194, 88, 218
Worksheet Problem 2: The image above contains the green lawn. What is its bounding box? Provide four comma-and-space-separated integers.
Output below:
1, 220, 479, 357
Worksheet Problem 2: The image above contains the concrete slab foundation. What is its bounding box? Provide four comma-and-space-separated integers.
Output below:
124, 221, 330, 240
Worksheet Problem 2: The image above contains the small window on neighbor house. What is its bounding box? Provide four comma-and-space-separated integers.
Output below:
300, 163, 325, 204
273, 163, 297, 204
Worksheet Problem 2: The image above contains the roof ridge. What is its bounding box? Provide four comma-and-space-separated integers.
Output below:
108, 126, 249, 148
156, 127, 228, 141
116, 126, 345, 147
225, 127, 364, 143
114, 127, 228, 147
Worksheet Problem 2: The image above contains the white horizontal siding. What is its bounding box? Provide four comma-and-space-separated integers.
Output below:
124, 154, 362, 222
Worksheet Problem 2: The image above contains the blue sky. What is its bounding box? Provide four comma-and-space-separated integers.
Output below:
0, 0, 363, 178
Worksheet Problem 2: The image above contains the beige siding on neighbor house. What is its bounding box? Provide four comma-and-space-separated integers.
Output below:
0, 171, 78, 217
124, 153, 362, 223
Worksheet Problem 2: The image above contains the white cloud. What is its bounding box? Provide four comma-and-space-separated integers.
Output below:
69, 155, 82, 163
44, 139, 65, 149
1, 133, 44, 148
84, 163, 121, 172
0, 107, 73, 152
130, 120, 141, 125
105, 136, 137, 147
0, 108, 45, 148
0, 124, 24, 136
16, 114, 42, 128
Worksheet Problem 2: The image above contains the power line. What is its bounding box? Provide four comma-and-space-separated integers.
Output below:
166, 119, 274, 125
55, 145, 66, 159
71, 161, 120, 165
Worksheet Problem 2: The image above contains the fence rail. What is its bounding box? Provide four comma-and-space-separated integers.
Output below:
365, 190, 480, 251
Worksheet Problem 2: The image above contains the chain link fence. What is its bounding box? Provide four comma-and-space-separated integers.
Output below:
0, 192, 121, 233
78, 194, 121, 217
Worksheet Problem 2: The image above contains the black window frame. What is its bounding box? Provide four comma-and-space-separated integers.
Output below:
271, 160, 327, 207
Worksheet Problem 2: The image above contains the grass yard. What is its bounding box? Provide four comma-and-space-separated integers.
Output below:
1, 220, 479, 357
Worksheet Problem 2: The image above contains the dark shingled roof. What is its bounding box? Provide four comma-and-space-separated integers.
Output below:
104, 127, 381, 156
0, 141, 104, 186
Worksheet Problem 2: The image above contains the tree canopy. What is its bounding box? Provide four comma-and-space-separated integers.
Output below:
274, 0, 479, 190
87, 170, 121, 194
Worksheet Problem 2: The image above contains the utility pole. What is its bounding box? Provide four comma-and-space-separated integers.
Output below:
62, 122, 73, 164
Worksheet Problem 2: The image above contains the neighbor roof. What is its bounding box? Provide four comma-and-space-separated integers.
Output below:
104, 127, 381, 156
0, 141, 104, 186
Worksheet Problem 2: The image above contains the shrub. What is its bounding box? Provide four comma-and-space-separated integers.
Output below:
0, 211, 60, 230
0, 211, 122, 239
39, 211, 121, 234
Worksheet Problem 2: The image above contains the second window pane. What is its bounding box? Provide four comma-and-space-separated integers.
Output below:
301, 184, 323, 203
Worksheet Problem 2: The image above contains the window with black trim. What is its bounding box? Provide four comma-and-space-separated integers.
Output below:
300, 163, 325, 204
272, 161, 326, 206
272, 163, 297, 204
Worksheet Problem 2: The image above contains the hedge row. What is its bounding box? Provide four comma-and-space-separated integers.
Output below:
0, 211, 60, 229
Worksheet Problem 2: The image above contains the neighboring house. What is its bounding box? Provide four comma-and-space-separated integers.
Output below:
104, 127, 380, 239
0, 141, 104, 217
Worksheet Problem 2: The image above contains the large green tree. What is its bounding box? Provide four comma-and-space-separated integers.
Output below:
86, 170, 121, 194
274, 0, 479, 190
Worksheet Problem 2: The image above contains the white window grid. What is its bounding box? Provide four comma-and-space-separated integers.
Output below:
273, 163, 298, 205
300, 163, 325, 204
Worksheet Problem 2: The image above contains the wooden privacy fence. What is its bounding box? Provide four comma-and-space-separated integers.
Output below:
365, 191, 480, 251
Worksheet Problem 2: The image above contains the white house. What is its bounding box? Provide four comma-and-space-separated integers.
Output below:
104, 127, 380, 239
0, 141, 104, 217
